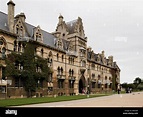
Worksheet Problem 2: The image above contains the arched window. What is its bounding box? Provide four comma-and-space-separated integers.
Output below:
48, 51, 53, 67
48, 73, 53, 82
34, 27, 43, 42
71, 69, 74, 76
15, 24, 24, 37
109, 77, 112, 88
69, 69, 72, 76
41, 48, 43, 57
2, 47, 6, 59
73, 58, 74, 64
57, 67, 60, 75
0, 37, 7, 59
36, 33, 39, 41
105, 76, 108, 88
20, 26, 23, 36
92, 74, 95, 79
18, 42, 21, 52
14, 41, 17, 51
91, 63, 95, 70
98, 75, 101, 88
69, 57, 70, 64
61, 67, 63, 75
16, 25, 19, 34
57, 53, 59, 61
22, 43, 25, 53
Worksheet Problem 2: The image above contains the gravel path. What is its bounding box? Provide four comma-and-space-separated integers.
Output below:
16, 91, 143, 107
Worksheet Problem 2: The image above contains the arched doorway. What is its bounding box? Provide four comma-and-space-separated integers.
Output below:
78, 75, 86, 93
79, 79, 83, 93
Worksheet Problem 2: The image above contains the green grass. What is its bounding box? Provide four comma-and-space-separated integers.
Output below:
0, 94, 110, 107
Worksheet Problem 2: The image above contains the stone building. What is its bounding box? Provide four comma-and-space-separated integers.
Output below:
0, 0, 120, 98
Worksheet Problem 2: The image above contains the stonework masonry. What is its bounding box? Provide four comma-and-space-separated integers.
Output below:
0, 0, 120, 98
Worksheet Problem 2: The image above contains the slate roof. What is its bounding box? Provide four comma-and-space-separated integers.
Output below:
0, 11, 120, 70
0, 11, 58, 49
0, 11, 9, 32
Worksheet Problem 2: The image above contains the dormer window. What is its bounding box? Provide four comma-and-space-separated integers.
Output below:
68, 44, 73, 51
15, 20, 24, 37
36, 33, 41, 41
56, 39, 63, 49
39, 34, 41, 38
34, 26, 43, 43
20, 26, 23, 36
16, 25, 19, 34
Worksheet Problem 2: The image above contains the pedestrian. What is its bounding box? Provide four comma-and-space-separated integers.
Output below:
117, 84, 121, 94
82, 89, 85, 94
129, 88, 132, 93
117, 88, 120, 94
126, 87, 129, 93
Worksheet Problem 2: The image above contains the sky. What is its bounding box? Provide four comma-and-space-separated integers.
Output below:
1, 0, 143, 83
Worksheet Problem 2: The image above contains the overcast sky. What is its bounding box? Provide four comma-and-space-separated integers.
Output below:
1, 0, 143, 83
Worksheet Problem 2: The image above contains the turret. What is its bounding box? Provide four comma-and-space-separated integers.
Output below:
108, 56, 113, 66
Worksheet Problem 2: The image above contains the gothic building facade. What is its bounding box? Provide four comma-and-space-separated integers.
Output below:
0, 0, 120, 98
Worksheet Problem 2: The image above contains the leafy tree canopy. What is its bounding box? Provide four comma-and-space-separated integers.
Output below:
3, 41, 51, 97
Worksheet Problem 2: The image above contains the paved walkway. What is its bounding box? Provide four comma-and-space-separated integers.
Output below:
17, 91, 143, 107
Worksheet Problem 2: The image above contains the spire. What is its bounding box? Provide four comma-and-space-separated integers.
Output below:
58, 14, 64, 25
59, 13, 63, 19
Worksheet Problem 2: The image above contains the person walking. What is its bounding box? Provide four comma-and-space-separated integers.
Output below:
117, 84, 121, 94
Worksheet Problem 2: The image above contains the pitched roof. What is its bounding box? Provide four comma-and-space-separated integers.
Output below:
25, 23, 56, 48
0, 11, 9, 32
0, 11, 56, 48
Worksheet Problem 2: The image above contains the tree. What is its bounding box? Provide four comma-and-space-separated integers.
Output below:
133, 77, 141, 84
127, 83, 135, 89
121, 82, 128, 89
4, 41, 50, 97
133, 77, 142, 88
110, 69, 118, 91
137, 83, 143, 90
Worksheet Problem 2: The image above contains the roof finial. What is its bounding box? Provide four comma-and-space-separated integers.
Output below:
58, 13, 64, 25
59, 13, 63, 19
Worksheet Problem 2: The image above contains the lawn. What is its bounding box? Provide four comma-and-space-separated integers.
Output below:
0, 94, 110, 107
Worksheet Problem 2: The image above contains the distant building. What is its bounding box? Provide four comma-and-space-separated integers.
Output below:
0, 0, 120, 98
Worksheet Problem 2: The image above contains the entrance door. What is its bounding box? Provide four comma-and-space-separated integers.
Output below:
79, 79, 83, 93
78, 75, 86, 93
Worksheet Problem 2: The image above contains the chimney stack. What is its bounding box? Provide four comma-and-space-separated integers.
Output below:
7, 0, 15, 33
